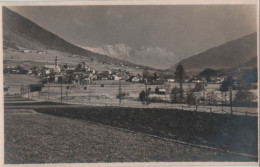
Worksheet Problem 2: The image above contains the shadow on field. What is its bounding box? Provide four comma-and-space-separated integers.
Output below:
4, 101, 69, 106
35, 107, 258, 157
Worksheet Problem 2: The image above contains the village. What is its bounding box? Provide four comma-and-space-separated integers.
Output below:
3, 4, 259, 164
4, 54, 258, 112
4, 55, 227, 85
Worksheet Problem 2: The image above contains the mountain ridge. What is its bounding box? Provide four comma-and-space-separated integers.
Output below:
2, 7, 135, 66
83, 44, 184, 69
170, 32, 257, 72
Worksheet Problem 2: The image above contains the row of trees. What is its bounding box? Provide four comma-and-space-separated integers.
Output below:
139, 64, 238, 114
139, 64, 185, 105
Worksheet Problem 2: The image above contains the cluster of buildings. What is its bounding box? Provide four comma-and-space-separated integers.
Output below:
27, 56, 145, 85
3, 65, 28, 74
4, 55, 227, 86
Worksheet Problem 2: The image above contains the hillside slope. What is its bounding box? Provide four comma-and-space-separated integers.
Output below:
2, 7, 129, 65
170, 33, 257, 71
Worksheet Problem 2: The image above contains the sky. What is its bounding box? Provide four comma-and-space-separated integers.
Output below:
9, 5, 257, 58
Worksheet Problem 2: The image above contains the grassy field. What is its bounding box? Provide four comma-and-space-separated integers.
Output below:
35, 106, 258, 156
5, 108, 257, 163
4, 74, 41, 95
4, 49, 144, 74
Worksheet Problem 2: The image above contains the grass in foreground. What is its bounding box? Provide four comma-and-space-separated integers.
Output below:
4, 110, 257, 164
35, 106, 258, 156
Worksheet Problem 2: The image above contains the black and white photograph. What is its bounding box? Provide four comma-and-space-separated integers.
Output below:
1, 0, 259, 166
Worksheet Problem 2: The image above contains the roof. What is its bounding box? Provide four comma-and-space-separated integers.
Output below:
45, 65, 56, 69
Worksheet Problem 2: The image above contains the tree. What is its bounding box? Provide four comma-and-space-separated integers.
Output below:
155, 87, 159, 94
220, 79, 229, 105
234, 90, 254, 107
174, 64, 185, 101
199, 68, 217, 82
186, 92, 196, 105
153, 72, 158, 81
170, 86, 180, 103
139, 90, 145, 105
226, 76, 234, 114
63, 64, 68, 70
143, 68, 149, 80
76, 63, 82, 71
239, 68, 258, 89
139, 90, 150, 105
191, 83, 204, 92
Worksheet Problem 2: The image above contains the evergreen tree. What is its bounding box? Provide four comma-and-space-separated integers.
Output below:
174, 64, 185, 101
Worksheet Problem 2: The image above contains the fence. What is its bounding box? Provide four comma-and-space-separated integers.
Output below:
4, 83, 258, 117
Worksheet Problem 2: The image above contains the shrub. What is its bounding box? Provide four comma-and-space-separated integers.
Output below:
139, 90, 150, 105
191, 83, 204, 92
170, 86, 180, 103
186, 92, 196, 105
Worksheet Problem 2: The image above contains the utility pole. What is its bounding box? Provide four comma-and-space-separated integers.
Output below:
60, 77, 63, 103
145, 79, 148, 105
48, 84, 50, 101
119, 79, 122, 106
89, 82, 91, 103
203, 79, 206, 106
230, 86, 233, 114
27, 85, 30, 100
20, 84, 22, 95
221, 91, 224, 112
66, 88, 68, 103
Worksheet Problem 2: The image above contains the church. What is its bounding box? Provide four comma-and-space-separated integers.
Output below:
44, 56, 61, 74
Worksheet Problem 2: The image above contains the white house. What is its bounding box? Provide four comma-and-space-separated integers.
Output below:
168, 79, 175, 83
113, 75, 121, 80
132, 77, 140, 82
159, 88, 166, 94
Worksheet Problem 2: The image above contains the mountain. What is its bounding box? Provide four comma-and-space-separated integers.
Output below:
238, 56, 257, 69
2, 7, 131, 65
84, 44, 186, 69
170, 33, 257, 72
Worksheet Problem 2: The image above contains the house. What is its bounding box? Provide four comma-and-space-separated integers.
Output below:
126, 76, 135, 82
112, 75, 121, 80
45, 65, 61, 73
82, 78, 91, 84
36, 51, 45, 54
97, 74, 108, 80
168, 79, 175, 83
43, 69, 51, 75
132, 77, 140, 82
90, 69, 95, 74
22, 49, 30, 53
158, 88, 166, 94
55, 75, 60, 82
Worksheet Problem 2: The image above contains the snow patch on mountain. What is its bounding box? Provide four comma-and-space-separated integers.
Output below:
83, 44, 180, 69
